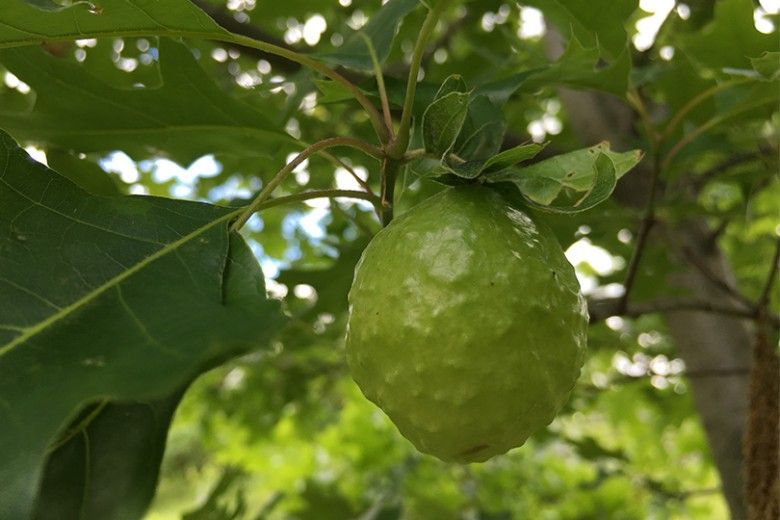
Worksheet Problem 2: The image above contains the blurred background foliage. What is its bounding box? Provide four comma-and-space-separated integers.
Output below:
2, 0, 778, 518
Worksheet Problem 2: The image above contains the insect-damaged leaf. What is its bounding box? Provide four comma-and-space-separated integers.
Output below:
487, 142, 643, 213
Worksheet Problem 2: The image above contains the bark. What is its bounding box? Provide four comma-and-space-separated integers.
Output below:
662, 221, 752, 520
546, 31, 752, 516
744, 317, 780, 520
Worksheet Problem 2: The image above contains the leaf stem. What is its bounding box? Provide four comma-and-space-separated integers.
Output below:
661, 78, 752, 140
253, 189, 381, 212
389, 0, 453, 159
46, 400, 108, 454
317, 150, 376, 195
360, 33, 394, 139
230, 137, 383, 231
661, 96, 775, 171
222, 33, 390, 143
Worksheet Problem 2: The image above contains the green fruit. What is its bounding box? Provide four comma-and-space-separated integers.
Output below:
345, 186, 588, 463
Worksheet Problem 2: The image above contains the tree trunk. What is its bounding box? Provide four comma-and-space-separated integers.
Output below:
553, 77, 751, 517
744, 316, 779, 520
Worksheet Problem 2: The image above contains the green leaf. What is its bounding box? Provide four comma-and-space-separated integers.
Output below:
32, 391, 185, 520
679, 0, 778, 72
277, 237, 371, 319
475, 68, 547, 106
434, 74, 469, 98
751, 52, 780, 81
483, 142, 547, 173
521, 0, 635, 59
0, 0, 225, 49
487, 142, 643, 213
454, 95, 507, 160
0, 130, 286, 518
317, 0, 420, 70
313, 79, 355, 104
519, 0, 634, 96
422, 90, 471, 157
46, 150, 121, 196
0, 38, 294, 163
408, 155, 448, 179
439, 143, 547, 181
525, 35, 631, 96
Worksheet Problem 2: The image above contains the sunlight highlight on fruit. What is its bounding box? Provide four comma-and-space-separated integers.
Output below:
346, 186, 588, 463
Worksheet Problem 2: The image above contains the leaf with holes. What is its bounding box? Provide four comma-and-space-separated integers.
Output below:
486, 142, 643, 213
0, 130, 286, 518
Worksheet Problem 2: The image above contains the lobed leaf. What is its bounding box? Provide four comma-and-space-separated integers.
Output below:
0, 130, 286, 517
317, 0, 421, 70
679, 0, 777, 72
0, 38, 295, 163
0, 0, 225, 49
751, 52, 780, 81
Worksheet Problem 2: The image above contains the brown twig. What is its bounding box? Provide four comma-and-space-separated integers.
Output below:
689, 150, 772, 191
588, 296, 779, 328
757, 238, 780, 310
678, 245, 756, 310
616, 154, 661, 313
189, 0, 301, 73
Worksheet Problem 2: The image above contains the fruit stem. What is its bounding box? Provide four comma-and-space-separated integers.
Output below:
380, 157, 401, 226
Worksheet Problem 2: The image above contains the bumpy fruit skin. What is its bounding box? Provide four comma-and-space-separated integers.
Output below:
345, 186, 588, 463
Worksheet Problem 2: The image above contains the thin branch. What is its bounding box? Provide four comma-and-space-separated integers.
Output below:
679, 245, 756, 310
230, 137, 383, 231
360, 33, 394, 139
661, 96, 776, 171
390, 0, 454, 158
589, 296, 779, 328
189, 0, 301, 73
617, 153, 661, 313
222, 32, 389, 143
689, 150, 771, 191
316, 150, 375, 195
662, 78, 752, 140
16, 22, 389, 142
758, 238, 780, 309
627, 89, 660, 145
252, 189, 380, 212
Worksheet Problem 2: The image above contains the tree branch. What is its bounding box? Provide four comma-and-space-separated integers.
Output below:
689, 150, 773, 191
678, 244, 757, 310
189, 0, 301, 73
588, 296, 779, 328
230, 137, 383, 231
616, 153, 661, 313
758, 238, 780, 309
